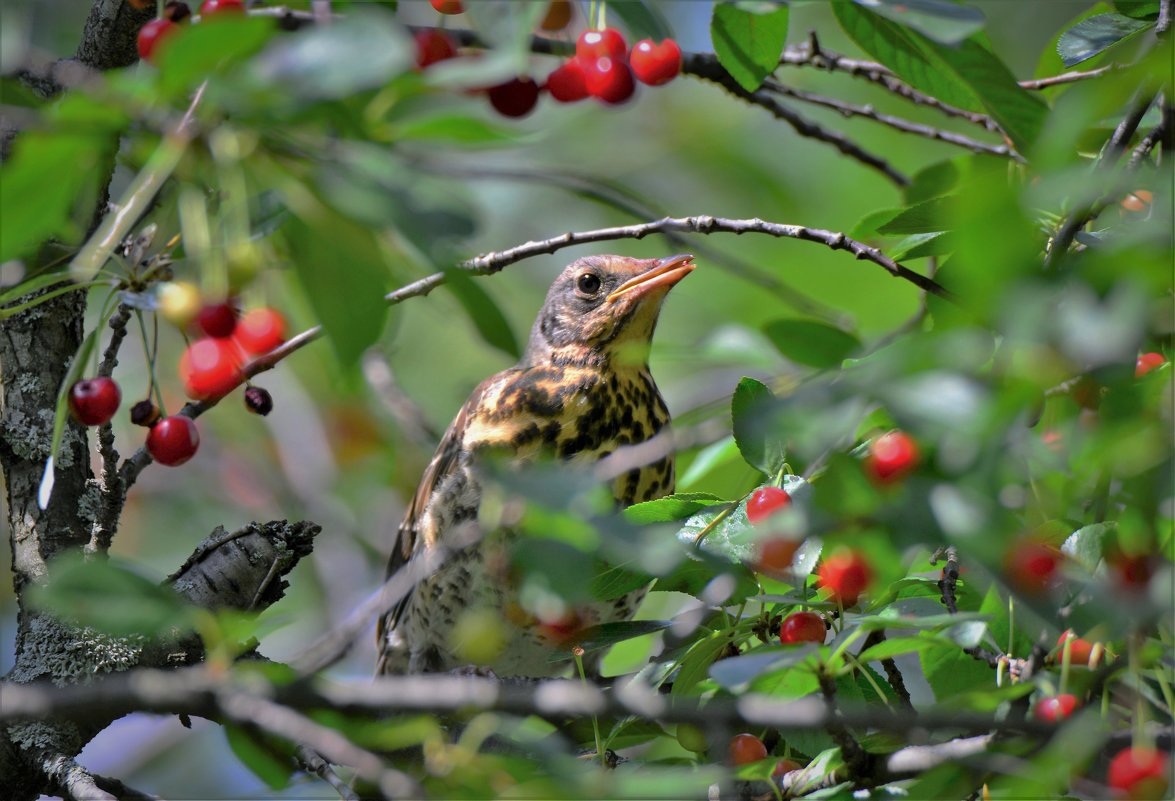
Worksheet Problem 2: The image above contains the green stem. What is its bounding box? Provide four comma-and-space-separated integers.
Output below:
573, 648, 605, 766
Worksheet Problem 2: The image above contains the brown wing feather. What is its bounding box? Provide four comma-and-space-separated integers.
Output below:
375, 377, 491, 671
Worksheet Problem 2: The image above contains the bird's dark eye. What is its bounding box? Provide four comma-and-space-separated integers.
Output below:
576, 273, 602, 296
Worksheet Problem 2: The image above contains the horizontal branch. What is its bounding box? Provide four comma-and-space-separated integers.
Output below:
0, 668, 1062, 739
391, 216, 952, 304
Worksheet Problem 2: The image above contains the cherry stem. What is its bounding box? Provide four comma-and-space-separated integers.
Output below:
572, 648, 606, 766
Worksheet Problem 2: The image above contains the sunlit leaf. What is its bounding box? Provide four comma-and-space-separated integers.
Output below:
711, 2, 790, 92
1057, 13, 1152, 67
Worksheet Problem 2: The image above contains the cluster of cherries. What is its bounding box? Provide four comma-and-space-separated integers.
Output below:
417, 0, 682, 117
68, 285, 286, 468
136, 0, 244, 63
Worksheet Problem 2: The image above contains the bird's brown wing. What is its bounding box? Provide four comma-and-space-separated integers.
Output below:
375, 376, 493, 672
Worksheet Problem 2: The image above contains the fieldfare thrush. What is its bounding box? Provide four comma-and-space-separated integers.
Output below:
377, 253, 695, 677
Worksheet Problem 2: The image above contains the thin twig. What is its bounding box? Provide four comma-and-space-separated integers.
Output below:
1018, 66, 1114, 90
761, 78, 1021, 160
361, 352, 440, 449
682, 53, 910, 187
816, 670, 873, 781
297, 746, 360, 801
1046, 91, 1159, 267
86, 304, 132, 555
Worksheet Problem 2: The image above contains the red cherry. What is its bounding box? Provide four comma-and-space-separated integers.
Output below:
136, 18, 179, 63
68, 377, 121, 426
755, 538, 799, 574
1005, 540, 1063, 595
1107, 747, 1169, 800
233, 308, 286, 355
583, 57, 635, 105
630, 38, 682, 86
1136, 352, 1166, 378
414, 30, 457, 69
429, 0, 463, 14
817, 548, 872, 607
487, 77, 540, 118
747, 486, 792, 524
546, 59, 589, 103
195, 301, 238, 338
199, 0, 244, 16
576, 28, 627, 61
1033, 693, 1079, 723
864, 430, 920, 484
779, 612, 825, 646
180, 337, 244, 400
772, 758, 802, 780
147, 416, 200, 466
1056, 631, 1095, 666
729, 733, 768, 765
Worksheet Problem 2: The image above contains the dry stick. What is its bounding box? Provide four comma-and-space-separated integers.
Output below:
1018, 66, 1115, 90
0, 668, 1065, 737
87, 304, 132, 555
296, 746, 360, 801
760, 78, 1021, 161
681, 53, 911, 187
1045, 91, 1159, 268
778, 40, 1001, 134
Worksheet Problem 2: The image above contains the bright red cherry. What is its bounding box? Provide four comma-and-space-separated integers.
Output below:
779, 612, 825, 646
864, 430, 920, 484
755, 538, 799, 574
195, 301, 238, 339
68, 377, 121, 426
1136, 352, 1166, 378
630, 38, 682, 86
1005, 540, 1063, 595
1033, 693, 1079, 723
414, 30, 457, 69
233, 308, 286, 355
729, 733, 768, 765
583, 57, 635, 105
487, 77, 540, 118
180, 337, 244, 400
136, 18, 179, 63
429, 0, 463, 13
1056, 631, 1095, 666
747, 486, 792, 524
817, 548, 872, 607
1107, 747, 1169, 800
199, 0, 244, 16
546, 59, 589, 103
576, 28, 627, 61
147, 416, 200, 466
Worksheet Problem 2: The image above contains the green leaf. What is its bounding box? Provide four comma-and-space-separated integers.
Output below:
625, 493, 727, 524
731, 377, 786, 475
904, 159, 963, 205
396, 113, 523, 146
888, 232, 954, 261
39, 325, 102, 509
610, 0, 675, 42
591, 561, 654, 601
244, 9, 411, 102
762, 320, 862, 369
849, 207, 903, 239
834, 3, 1048, 152
711, 645, 819, 690
877, 196, 956, 235
1057, 13, 1152, 67
29, 552, 193, 637
858, 635, 951, 662
1062, 12, 1151, 66
443, 270, 519, 359
711, 2, 790, 92
283, 214, 390, 368
0, 132, 112, 262
652, 552, 758, 603
549, 620, 672, 661
157, 16, 275, 97
1113, 0, 1160, 19
1062, 523, 1112, 571
672, 630, 735, 696
224, 725, 293, 791
856, 0, 986, 45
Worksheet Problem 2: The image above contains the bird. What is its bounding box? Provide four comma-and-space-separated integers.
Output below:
376, 253, 695, 678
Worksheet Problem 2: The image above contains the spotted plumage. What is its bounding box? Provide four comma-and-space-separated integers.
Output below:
377, 254, 694, 677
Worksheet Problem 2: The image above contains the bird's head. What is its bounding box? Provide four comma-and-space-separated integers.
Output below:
522, 254, 695, 368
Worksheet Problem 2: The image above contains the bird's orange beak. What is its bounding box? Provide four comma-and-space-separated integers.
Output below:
606, 254, 696, 303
